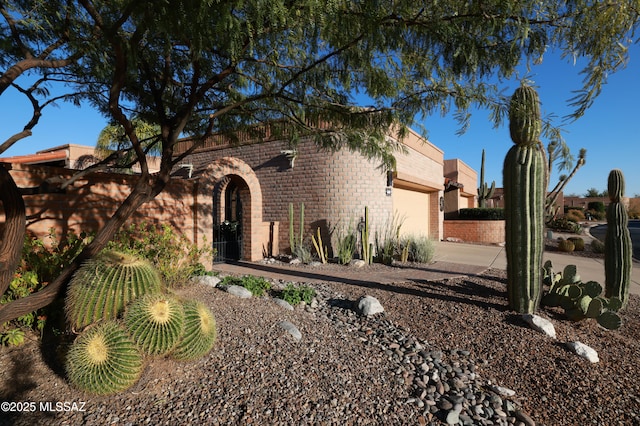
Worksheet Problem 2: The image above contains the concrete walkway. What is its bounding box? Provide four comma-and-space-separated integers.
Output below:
433, 240, 640, 295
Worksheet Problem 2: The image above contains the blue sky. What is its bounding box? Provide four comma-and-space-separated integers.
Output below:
2, 47, 639, 197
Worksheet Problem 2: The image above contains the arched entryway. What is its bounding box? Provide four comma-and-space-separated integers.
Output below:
213, 176, 249, 261
197, 157, 266, 262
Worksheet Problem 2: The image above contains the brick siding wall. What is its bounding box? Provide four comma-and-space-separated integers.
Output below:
443, 220, 505, 244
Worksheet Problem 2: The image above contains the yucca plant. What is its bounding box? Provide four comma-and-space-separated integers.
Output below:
171, 299, 217, 361
65, 321, 144, 395
124, 293, 185, 356
65, 250, 162, 330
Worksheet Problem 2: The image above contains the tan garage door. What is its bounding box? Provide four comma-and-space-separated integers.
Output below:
392, 187, 429, 237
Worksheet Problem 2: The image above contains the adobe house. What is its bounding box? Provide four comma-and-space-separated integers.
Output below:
2, 130, 478, 263
174, 127, 476, 262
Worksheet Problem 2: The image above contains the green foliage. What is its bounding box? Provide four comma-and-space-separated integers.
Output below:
107, 222, 213, 288
124, 294, 185, 356
374, 213, 404, 265
335, 224, 357, 265
587, 201, 606, 213
281, 283, 316, 306
65, 321, 144, 395
504, 84, 545, 314
406, 235, 436, 264
171, 300, 217, 361
2, 230, 92, 346
542, 261, 622, 330
547, 217, 582, 234
220, 275, 271, 297
65, 250, 162, 330
458, 208, 505, 220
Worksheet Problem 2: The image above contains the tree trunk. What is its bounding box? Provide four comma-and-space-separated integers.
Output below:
0, 164, 26, 297
0, 174, 159, 324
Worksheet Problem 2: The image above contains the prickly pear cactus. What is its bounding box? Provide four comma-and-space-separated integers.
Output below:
65, 321, 144, 395
171, 299, 217, 361
604, 169, 632, 309
65, 250, 163, 330
504, 84, 545, 313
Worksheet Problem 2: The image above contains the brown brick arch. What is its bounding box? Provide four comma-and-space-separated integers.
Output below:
197, 157, 268, 261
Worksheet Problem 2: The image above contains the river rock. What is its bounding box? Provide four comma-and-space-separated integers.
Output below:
356, 295, 384, 316
522, 314, 556, 339
566, 341, 599, 363
224, 285, 253, 299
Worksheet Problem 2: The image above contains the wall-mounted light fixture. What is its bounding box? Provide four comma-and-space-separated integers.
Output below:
280, 149, 298, 169
385, 170, 393, 196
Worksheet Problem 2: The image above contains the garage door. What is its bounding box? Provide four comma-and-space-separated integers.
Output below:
392, 187, 429, 237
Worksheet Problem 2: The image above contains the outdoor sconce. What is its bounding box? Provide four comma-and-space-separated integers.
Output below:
385, 170, 393, 196
280, 149, 298, 169
439, 196, 445, 211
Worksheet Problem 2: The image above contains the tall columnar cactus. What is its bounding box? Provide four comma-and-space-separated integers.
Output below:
503, 85, 546, 313
361, 206, 371, 264
288, 202, 305, 254
478, 149, 495, 208
604, 169, 632, 308
65, 250, 163, 330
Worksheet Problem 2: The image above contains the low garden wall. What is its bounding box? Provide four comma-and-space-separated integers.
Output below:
443, 220, 505, 244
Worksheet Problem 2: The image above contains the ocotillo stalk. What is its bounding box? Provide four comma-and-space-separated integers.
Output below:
604, 169, 632, 308
503, 84, 545, 314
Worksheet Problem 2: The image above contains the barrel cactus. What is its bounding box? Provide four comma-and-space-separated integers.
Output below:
604, 169, 632, 308
124, 293, 185, 356
504, 84, 546, 313
66, 250, 163, 330
65, 321, 144, 395
171, 299, 217, 361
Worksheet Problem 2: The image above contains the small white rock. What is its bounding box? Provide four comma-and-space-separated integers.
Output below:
356, 295, 384, 316
191, 275, 221, 287
489, 385, 516, 397
224, 285, 253, 299
349, 259, 366, 268
566, 341, 599, 363
273, 298, 294, 311
522, 314, 557, 339
278, 321, 302, 341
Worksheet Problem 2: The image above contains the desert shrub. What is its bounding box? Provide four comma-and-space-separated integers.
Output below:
458, 208, 504, 220
220, 275, 271, 297
334, 224, 357, 265
374, 213, 404, 265
407, 236, 436, 263
586, 209, 606, 221
107, 222, 213, 287
547, 217, 582, 234
1, 230, 92, 346
587, 201, 606, 213
591, 239, 605, 254
565, 210, 584, 223
281, 283, 316, 306
292, 243, 313, 264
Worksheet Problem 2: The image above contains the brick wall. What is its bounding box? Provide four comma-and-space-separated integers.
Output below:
2, 163, 196, 245
443, 220, 505, 244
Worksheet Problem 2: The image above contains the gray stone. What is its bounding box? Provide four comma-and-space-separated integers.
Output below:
191, 275, 221, 287
349, 259, 366, 268
489, 384, 516, 397
566, 341, 599, 363
278, 321, 302, 341
355, 295, 384, 316
515, 410, 536, 426
522, 314, 557, 339
224, 285, 252, 298
273, 298, 294, 311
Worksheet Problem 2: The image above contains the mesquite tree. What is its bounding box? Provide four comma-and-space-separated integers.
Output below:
2, 1, 640, 323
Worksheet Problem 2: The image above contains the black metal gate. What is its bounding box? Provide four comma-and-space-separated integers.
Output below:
213, 221, 242, 263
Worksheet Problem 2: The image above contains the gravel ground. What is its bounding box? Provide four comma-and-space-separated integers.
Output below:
1, 263, 639, 426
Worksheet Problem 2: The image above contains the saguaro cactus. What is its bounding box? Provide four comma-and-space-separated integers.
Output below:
503, 84, 546, 313
604, 169, 632, 308
478, 149, 495, 208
